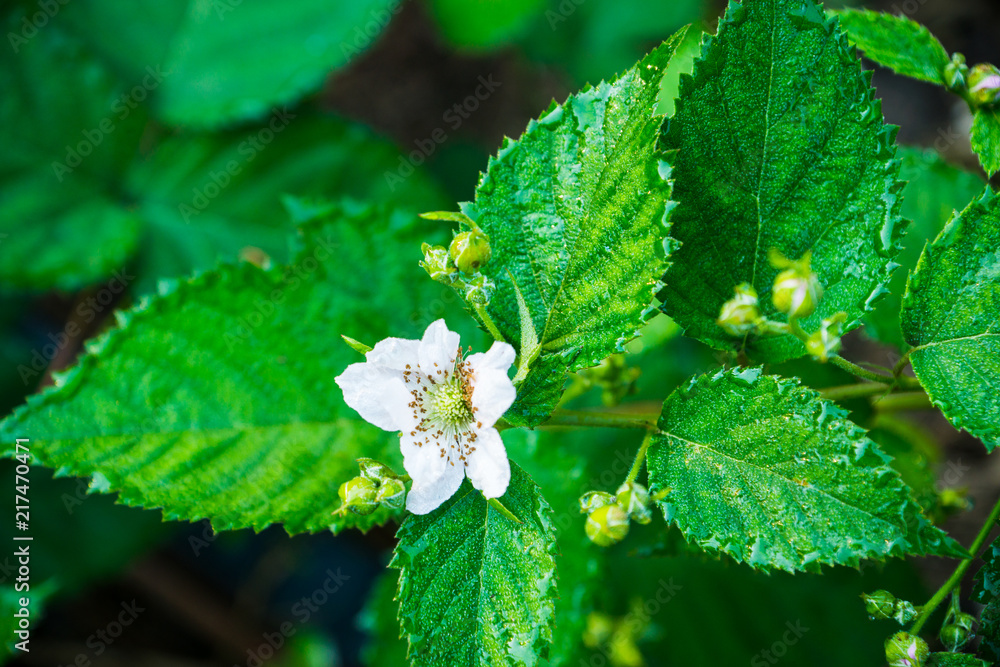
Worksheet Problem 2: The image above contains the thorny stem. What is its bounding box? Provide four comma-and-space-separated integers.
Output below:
540, 409, 659, 431
909, 493, 1000, 635
828, 355, 922, 389
626, 431, 654, 485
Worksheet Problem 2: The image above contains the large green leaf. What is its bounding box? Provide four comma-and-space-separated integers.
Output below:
658, 0, 906, 363
391, 463, 557, 667
0, 13, 145, 291
971, 109, 1000, 177
833, 9, 950, 85
901, 188, 1000, 451
462, 32, 688, 427
126, 115, 447, 294
62, 0, 397, 127
0, 203, 468, 534
866, 148, 984, 348
646, 368, 964, 573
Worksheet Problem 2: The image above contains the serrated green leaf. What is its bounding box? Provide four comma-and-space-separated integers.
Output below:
901, 188, 1000, 451
0, 13, 146, 291
646, 368, 964, 574
971, 109, 1000, 177
0, 203, 467, 534
62, 0, 397, 128
866, 148, 984, 348
463, 32, 688, 426
927, 652, 991, 667
392, 463, 557, 667
127, 115, 447, 295
833, 9, 950, 85
658, 0, 906, 363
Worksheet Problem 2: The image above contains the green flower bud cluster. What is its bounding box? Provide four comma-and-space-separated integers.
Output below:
716, 250, 846, 362
419, 212, 496, 306
944, 53, 969, 92
571, 355, 641, 407
582, 609, 646, 667
336, 458, 407, 516
769, 249, 823, 319
885, 632, 928, 667
861, 590, 918, 625
579, 482, 653, 547
717, 283, 762, 336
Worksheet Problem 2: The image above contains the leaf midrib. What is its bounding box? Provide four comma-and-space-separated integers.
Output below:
660, 427, 906, 537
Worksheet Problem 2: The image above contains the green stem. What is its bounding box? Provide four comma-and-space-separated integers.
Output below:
787, 316, 811, 343
626, 432, 654, 484
820, 383, 891, 401
893, 350, 913, 379
872, 392, 933, 413
910, 493, 1000, 635
829, 355, 895, 384
473, 303, 505, 343
541, 409, 658, 431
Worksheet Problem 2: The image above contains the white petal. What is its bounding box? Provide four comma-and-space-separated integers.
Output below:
406, 460, 465, 514
467, 341, 517, 427
366, 336, 420, 370
335, 362, 413, 432
465, 427, 510, 499
399, 431, 448, 487
418, 319, 460, 377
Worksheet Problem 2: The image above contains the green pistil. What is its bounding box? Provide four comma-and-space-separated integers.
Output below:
428, 379, 473, 427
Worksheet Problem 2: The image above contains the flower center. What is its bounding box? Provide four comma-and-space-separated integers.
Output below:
427, 378, 474, 428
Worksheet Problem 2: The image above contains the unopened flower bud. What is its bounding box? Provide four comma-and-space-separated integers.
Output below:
939, 623, 970, 652
338, 477, 378, 516
420, 243, 457, 283
954, 611, 976, 632
463, 274, 495, 305
616, 482, 653, 525
969, 63, 1000, 108
770, 250, 823, 318
805, 312, 847, 362
884, 632, 928, 667
717, 283, 761, 336
944, 53, 969, 92
449, 229, 491, 274
579, 490, 617, 514
585, 504, 630, 547
862, 590, 897, 621
375, 477, 407, 510
357, 457, 398, 482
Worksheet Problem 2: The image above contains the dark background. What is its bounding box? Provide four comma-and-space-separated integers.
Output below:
3, 0, 999, 665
